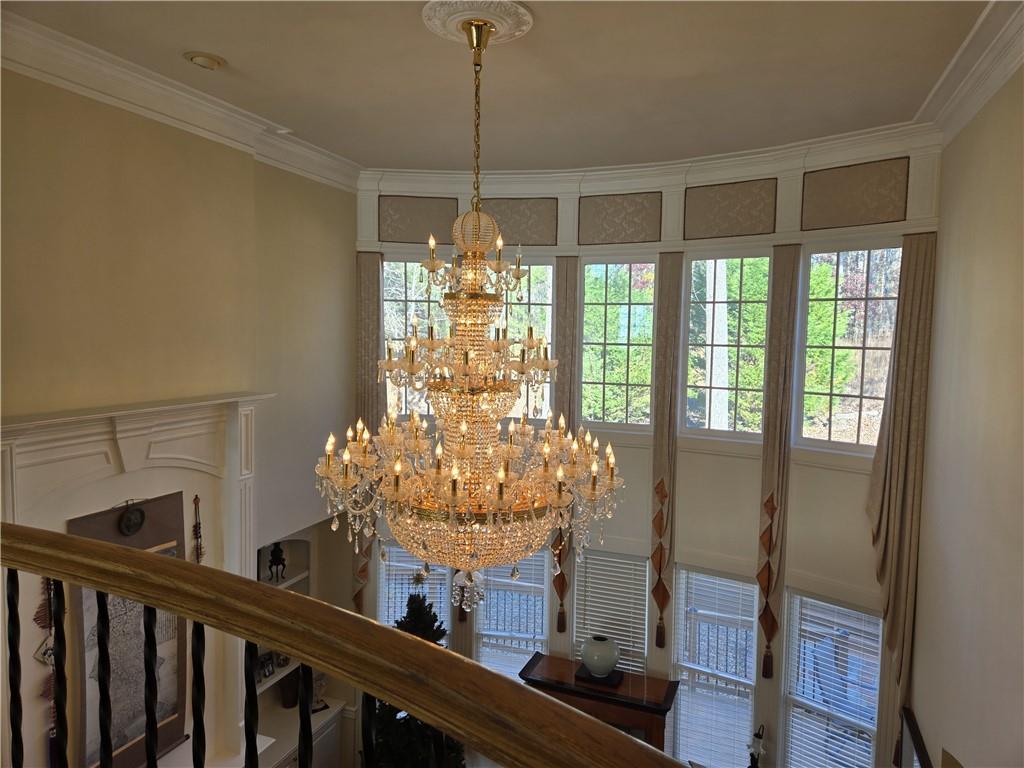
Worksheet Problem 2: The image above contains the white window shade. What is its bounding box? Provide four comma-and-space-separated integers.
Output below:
784, 593, 882, 768
573, 550, 648, 674
475, 551, 548, 678
377, 545, 450, 646
672, 568, 758, 767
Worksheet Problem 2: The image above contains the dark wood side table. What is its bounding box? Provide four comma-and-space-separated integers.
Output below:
519, 652, 679, 752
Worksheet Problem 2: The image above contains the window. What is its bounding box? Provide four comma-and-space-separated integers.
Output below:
573, 550, 648, 673
685, 256, 769, 433
784, 593, 882, 768
581, 262, 656, 425
800, 248, 902, 446
672, 568, 758, 767
504, 263, 554, 419
475, 550, 548, 678
382, 259, 444, 415
377, 544, 450, 645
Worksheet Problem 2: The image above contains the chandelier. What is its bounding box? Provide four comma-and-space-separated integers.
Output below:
316, 15, 622, 610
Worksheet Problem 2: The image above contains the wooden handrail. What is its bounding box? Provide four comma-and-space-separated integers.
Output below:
0, 523, 680, 768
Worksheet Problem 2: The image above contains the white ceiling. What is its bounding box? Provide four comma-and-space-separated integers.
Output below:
4, 1, 984, 171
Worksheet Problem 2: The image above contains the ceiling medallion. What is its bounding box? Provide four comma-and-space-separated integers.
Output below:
317, 11, 620, 611
422, 1, 533, 45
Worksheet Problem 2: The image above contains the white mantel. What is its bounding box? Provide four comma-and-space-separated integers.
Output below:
0, 392, 273, 765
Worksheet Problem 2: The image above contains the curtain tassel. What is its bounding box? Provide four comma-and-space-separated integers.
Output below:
556, 605, 566, 633
761, 643, 774, 679
655, 615, 666, 648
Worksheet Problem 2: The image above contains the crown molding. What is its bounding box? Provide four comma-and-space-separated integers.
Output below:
916, 1, 1024, 143
1, 11, 361, 192
360, 121, 944, 199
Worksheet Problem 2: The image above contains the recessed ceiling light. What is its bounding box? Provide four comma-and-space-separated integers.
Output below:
183, 51, 226, 71
273, 127, 293, 135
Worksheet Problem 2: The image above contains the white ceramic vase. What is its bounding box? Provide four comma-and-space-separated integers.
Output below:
580, 634, 620, 677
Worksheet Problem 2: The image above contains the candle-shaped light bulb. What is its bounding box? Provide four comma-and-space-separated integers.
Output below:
428, 233, 436, 258
450, 462, 460, 496
325, 433, 336, 466
591, 459, 599, 491
459, 420, 468, 439
435, 442, 443, 472
584, 430, 592, 451
346, 425, 354, 443
520, 410, 527, 428
558, 413, 566, 434
356, 418, 364, 435
393, 459, 402, 492
592, 437, 600, 455
542, 442, 551, 470
495, 235, 503, 260
609, 452, 616, 482
496, 465, 506, 500
515, 245, 523, 268
605, 442, 613, 460
571, 439, 579, 461
342, 447, 351, 477
556, 464, 565, 496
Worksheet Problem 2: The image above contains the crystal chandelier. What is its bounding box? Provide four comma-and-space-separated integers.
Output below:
316, 17, 622, 610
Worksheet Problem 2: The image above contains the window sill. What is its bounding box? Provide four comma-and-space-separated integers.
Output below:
791, 446, 873, 475
677, 433, 762, 459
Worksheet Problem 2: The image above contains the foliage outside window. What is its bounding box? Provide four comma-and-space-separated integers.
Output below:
672, 568, 758, 767
504, 264, 554, 419
382, 260, 443, 415
801, 249, 902, 446
784, 593, 882, 768
581, 262, 656, 425
685, 257, 769, 433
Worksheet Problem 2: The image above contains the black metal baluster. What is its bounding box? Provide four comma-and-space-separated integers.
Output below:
191, 622, 206, 768
143, 605, 158, 768
96, 592, 113, 768
297, 664, 313, 768
244, 641, 259, 768
51, 579, 69, 768
6, 569, 23, 768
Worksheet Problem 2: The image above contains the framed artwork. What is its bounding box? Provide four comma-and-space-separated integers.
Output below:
68, 492, 187, 768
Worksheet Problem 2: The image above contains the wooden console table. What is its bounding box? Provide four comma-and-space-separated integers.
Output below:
519, 652, 678, 751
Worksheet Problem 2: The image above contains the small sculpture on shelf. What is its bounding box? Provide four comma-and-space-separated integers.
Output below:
268, 542, 286, 583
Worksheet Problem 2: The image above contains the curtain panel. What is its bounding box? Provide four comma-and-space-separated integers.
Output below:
554, 256, 581, 427
650, 252, 684, 648
353, 251, 386, 614
756, 244, 801, 678
866, 231, 937, 764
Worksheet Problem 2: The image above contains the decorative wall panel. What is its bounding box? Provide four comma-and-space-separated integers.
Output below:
801, 157, 909, 231
378, 195, 459, 244
578, 192, 662, 245
482, 198, 558, 245
684, 178, 777, 239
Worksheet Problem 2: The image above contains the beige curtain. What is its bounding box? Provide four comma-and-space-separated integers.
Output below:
353, 251, 385, 614
756, 244, 800, 678
650, 252, 684, 648
867, 232, 937, 764
554, 256, 580, 427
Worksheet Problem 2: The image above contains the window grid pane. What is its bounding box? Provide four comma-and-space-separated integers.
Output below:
581, 262, 655, 425
784, 593, 882, 768
801, 248, 902, 446
382, 260, 443, 416
475, 550, 548, 678
377, 545, 450, 647
686, 257, 769, 433
505, 264, 554, 419
672, 567, 758, 767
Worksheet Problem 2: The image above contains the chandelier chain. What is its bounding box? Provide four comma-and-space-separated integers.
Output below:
472, 62, 482, 211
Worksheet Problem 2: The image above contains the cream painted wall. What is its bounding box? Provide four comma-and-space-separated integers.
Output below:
913, 69, 1023, 767
2, 70, 358, 547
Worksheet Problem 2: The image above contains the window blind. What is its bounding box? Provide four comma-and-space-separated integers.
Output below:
784, 593, 882, 768
475, 550, 548, 678
672, 567, 758, 767
377, 545, 450, 646
573, 550, 648, 674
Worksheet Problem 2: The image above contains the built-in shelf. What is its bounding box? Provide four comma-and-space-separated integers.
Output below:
256, 659, 300, 695
257, 694, 345, 767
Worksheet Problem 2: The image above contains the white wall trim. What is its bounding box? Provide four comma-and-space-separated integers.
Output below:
917, 1, 1024, 143
1, 11, 362, 192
